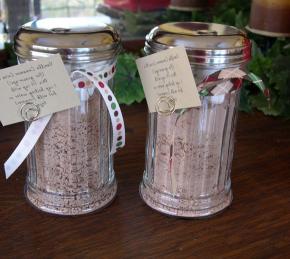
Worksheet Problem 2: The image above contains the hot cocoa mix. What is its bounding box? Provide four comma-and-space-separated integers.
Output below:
25, 91, 116, 215
141, 91, 239, 217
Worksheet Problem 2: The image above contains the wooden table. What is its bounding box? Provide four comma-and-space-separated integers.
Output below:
1, 102, 290, 258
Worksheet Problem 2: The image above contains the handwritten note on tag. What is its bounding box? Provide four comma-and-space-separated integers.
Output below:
0, 54, 80, 126
136, 46, 201, 113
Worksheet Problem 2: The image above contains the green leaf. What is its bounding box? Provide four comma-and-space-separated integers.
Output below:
114, 0, 290, 119
251, 40, 264, 58
250, 92, 284, 116
239, 85, 252, 113
114, 53, 145, 105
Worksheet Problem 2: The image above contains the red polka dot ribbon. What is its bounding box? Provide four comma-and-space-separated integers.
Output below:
72, 63, 117, 91
4, 63, 124, 179
71, 62, 125, 154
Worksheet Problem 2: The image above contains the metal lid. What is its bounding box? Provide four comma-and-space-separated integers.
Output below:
145, 22, 251, 66
14, 17, 121, 62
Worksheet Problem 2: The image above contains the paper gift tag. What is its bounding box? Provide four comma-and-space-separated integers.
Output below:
0, 54, 80, 126
136, 46, 201, 113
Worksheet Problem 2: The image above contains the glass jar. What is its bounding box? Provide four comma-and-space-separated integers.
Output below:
140, 22, 251, 217
14, 17, 122, 215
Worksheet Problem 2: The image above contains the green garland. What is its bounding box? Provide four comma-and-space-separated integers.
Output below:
4, 0, 287, 116
199, 0, 290, 117
114, 53, 145, 105
114, 0, 290, 118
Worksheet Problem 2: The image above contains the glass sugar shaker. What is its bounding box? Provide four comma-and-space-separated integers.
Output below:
140, 22, 251, 217
14, 17, 123, 215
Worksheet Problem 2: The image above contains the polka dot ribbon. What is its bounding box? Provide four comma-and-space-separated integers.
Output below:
4, 63, 124, 179
71, 64, 125, 155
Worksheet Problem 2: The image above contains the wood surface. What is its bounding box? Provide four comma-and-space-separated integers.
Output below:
0, 102, 290, 258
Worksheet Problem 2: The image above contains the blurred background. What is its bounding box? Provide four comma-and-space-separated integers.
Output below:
0, 0, 289, 118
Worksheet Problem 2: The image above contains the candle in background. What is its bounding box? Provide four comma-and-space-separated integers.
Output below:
248, 0, 290, 37
103, 0, 170, 12
169, 0, 208, 10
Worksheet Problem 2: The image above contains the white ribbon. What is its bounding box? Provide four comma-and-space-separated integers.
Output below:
218, 67, 247, 79
4, 115, 52, 179
71, 65, 125, 155
4, 62, 125, 179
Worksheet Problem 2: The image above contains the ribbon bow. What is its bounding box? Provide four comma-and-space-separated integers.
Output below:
4, 62, 125, 179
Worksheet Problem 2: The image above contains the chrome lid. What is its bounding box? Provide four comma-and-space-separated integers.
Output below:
14, 17, 121, 62
145, 22, 251, 66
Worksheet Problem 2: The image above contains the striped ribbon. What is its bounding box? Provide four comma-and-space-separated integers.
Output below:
198, 67, 269, 98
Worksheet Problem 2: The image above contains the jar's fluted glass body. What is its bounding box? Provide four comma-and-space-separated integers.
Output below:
14, 18, 121, 215
22, 60, 117, 215
140, 22, 251, 217
140, 90, 240, 217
